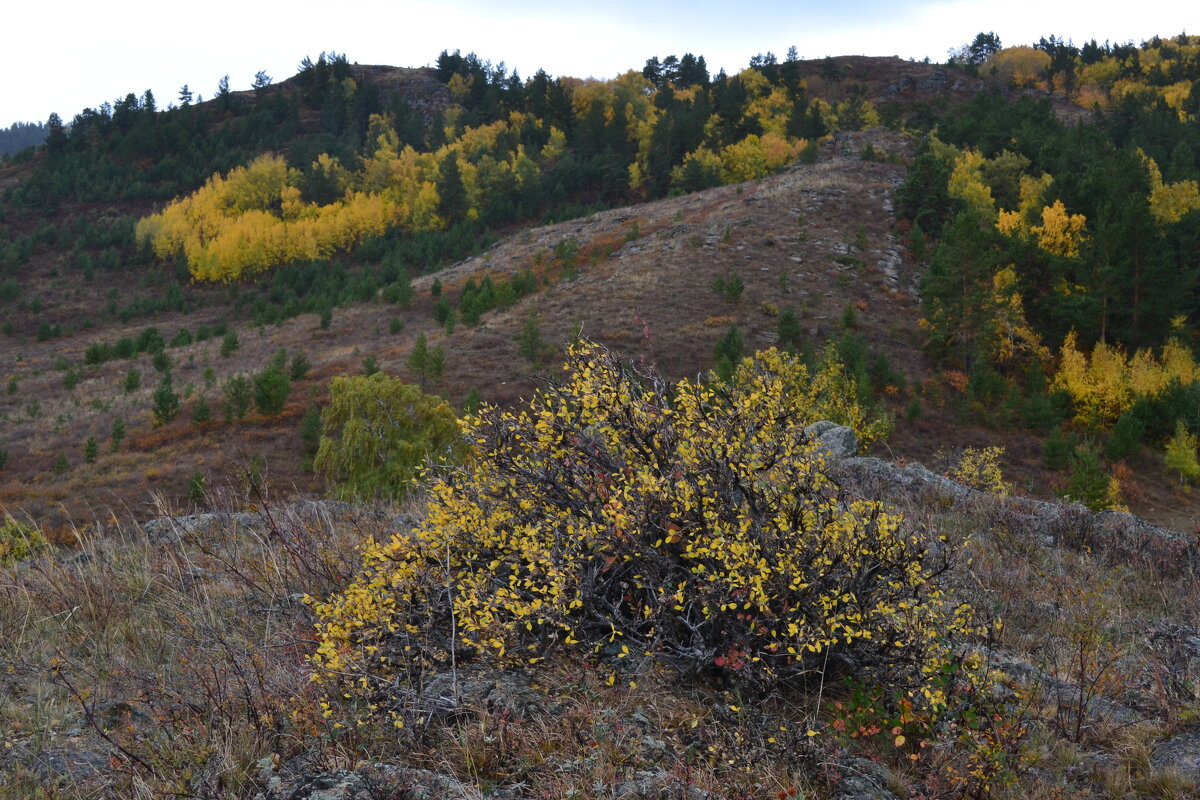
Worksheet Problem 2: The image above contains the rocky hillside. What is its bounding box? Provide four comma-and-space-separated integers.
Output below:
4, 422, 1199, 799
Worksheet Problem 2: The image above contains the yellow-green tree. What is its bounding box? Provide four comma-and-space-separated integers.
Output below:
1051, 330, 1200, 427
1164, 421, 1200, 484
313, 373, 467, 501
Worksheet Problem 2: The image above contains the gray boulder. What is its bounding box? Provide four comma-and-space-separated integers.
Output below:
805, 421, 857, 459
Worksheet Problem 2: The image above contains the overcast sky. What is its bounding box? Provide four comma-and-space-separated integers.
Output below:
1, 1, 1191, 130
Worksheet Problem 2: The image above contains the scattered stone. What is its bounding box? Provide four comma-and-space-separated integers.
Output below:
398, 669, 552, 721
29, 747, 109, 782
805, 421, 858, 459
1152, 727, 1200, 786
828, 756, 901, 800
613, 767, 715, 799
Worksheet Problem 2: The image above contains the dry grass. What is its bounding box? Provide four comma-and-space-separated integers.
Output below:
0, 490, 372, 797
2, 452, 1200, 798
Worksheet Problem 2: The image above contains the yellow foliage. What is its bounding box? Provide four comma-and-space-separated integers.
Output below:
990, 267, 1050, 367
1139, 149, 1200, 224
309, 342, 978, 724
1051, 331, 1200, 426
720, 135, 769, 183
1031, 200, 1087, 258
541, 126, 567, 161
1017, 174, 1053, 224
133, 67, 851, 281
1162, 81, 1195, 121
949, 447, 1010, 495
995, 209, 1023, 236
730, 346, 892, 448
996, 171, 1053, 239
1164, 422, 1200, 484
746, 87, 793, 136
948, 150, 995, 219
983, 47, 1050, 88
0, 515, 51, 565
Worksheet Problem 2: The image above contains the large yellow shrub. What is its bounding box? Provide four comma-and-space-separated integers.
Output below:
309, 343, 977, 720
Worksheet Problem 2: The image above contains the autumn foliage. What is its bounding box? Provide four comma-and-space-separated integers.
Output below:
309, 343, 979, 726
1051, 330, 1200, 426
138, 62, 837, 280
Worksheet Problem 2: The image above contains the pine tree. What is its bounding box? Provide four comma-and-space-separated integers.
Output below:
110, 417, 125, 452
518, 313, 543, 366
152, 374, 181, 426
407, 334, 445, 389
253, 366, 291, 416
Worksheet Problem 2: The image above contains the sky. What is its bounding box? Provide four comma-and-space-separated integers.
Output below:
1, 1, 1193, 130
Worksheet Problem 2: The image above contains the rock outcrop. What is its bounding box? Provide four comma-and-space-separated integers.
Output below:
802, 423, 1195, 575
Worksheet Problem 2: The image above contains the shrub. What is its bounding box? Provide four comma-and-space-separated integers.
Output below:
221, 375, 252, 421
432, 296, 451, 325
360, 355, 380, 377
62, 368, 81, 390
517, 313, 543, 366
1042, 427, 1075, 471
777, 307, 802, 350
253, 366, 291, 416
84, 341, 114, 365
949, 446, 1009, 495
710, 274, 745, 303
382, 275, 413, 307
136, 326, 164, 354
407, 333, 445, 388
299, 401, 323, 468
187, 471, 206, 501
152, 374, 181, 426
0, 516, 51, 565
312, 373, 466, 501
1066, 442, 1124, 511
713, 324, 745, 382
311, 343, 973, 719
289, 352, 311, 381
190, 396, 212, 424
219, 331, 239, 358
123, 368, 141, 393
1104, 411, 1145, 461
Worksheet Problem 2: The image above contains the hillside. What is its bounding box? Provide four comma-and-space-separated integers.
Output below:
3, 37, 1200, 797
1, 120, 1195, 532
